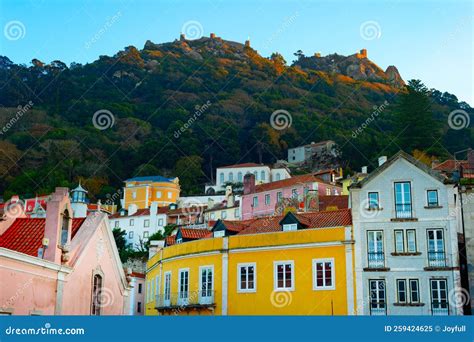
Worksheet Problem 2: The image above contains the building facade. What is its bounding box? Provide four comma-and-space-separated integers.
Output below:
128, 272, 146, 315
350, 152, 462, 315
205, 163, 290, 194
123, 176, 180, 209
145, 210, 355, 316
287, 140, 337, 164
241, 173, 342, 220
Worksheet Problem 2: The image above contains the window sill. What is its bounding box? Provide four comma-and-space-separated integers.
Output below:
393, 302, 425, 307
424, 205, 443, 209
424, 266, 459, 271
363, 267, 390, 272
391, 252, 421, 256
365, 207, 383, 211
390, 218, 418, 222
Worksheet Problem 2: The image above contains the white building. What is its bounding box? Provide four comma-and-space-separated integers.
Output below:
350, 151, 462, 316
205, 163, 290, 194
287, 140, 336, 164
109, 202, 168, 249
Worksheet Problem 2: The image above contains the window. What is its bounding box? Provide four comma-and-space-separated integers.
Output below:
128, 231, 134, 239
221, 211, 227, 219
234, 208, 240, 218
91, 274, 103, 315
214, 230, 225, 237
178, 269, 189, 304
260, 171, 265, 181
155, 276, 160, 303
292, 189, 298, 198
146, 280, 150, 302
369, 279, 386, 315
210, 212, 215, 220
276, 173, 281, 181
409, 279, 420, 303
114, 221, 119, 228
237, 172, 243, 182
265, 194, 270, 205
430, 279, 448, 315
238, 263, 256, 292
143, 231, 149, 239
138, 283, 142, 294
407, 230, 417, 252
158, 218, 164, 226
150, 277, 155, 301
219, 173, 224, 183
277, 192, 283, 203
156, 191, 162, 198
176, 237, 183, 244
368, 192, 379, 209
394, 230, 404, 253
367, 231, 384, 268
199, 266, 214, 304
137, 302, 142, 313
253, 171, 258, 180
313, 259, 335, 290
274, 261, 294, 291
396, 279, 407, 303
164, 272, 171, 305
394, 182, 412, 218
326, 188, 331, 196
167, 192, 172, 199
130, 219, 134, 226
283, 223, 297, 231
144, 219, 150, 227
229, 172, 234, 182
427, 229, 445, 267
252, 196, 258, 207
427, 190, 439, 207
132, 191, 137, 199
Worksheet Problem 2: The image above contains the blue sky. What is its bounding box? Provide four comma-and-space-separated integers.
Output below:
1, 0, 472, 104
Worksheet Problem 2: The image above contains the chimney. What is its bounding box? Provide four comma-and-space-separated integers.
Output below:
378, 156, 387, 166
128, 204, 138, 216
44, 187, 72, 264
361, 166, 368, 174
243, 173, 256, 195
148, 240, 164, 259
226, 186, 235, 207
150, 202, 158, 216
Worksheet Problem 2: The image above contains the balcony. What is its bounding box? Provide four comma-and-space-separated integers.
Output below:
156, 291, 216, 311
366, 252, 387, 270
427, 251, 447, 268
370, 302, 387, 315
393, 203, 415, 220
431, 301, 449, 316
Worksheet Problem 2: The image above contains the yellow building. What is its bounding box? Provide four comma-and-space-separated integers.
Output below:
123, 176, 180, 209
341, 173, 367, 195
145, 209, 356, 315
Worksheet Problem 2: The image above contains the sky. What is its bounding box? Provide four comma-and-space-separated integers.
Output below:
1, 0, 472, 104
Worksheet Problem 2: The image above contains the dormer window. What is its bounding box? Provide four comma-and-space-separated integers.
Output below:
214, 230, 225, 238
283, 223, 297, 232
176, 238, 183, 244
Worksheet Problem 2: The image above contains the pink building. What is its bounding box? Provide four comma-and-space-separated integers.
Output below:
128, 272, 145, 315
0, 187, 130, 315
241, 174, 342, 220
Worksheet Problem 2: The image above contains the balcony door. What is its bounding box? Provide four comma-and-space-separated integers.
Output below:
199, 266, 214, 305
369, 279, 386, 315
178, 270, 189, 306
367, 231, 384, 268
394, 182, 412, 218
427, 229, 446, 267
430, 279, 448, 315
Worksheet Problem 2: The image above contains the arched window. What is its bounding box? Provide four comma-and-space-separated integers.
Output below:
260, 171, 265, 181
219, 173, 224, 184
237, 172, 243, 182
91, 274, 103, 315
60, 210, 70, 246
253, 171, 258, 180
229, 172, 234, 182
276, 173, 281, 181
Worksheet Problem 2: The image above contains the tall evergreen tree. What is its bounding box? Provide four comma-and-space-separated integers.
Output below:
394, 80, 440, 153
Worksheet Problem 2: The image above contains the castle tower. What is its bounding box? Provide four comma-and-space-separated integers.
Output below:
70, 182, 88, 218
245, 38, 250, 48
360, 49, 367, 58
179, 33, 186, 41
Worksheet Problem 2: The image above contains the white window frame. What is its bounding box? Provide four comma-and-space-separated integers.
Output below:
312, 258, 335, 290
199, 265, 214, 304
178, 268, 190, 304
407, 230, 417, 252
394, 230, 405, 253
273, 260, 295, 291
167, 192, 172, 199
213, 230, 225, 238
234, 208, 240, 218
144, 219, 150, 227
158, 218, 164, 226
237, 262, 257, 293
129, 219, 134, 226
210, 212, 215, 220
396, 279, 407, 303
283, 223, 297, 232
265, 194, 270, 205
143, 231, 149, 239
163, 272, 171, 306
156, 191, 162, 198
221, 211, 227, 219
252, 196, 258, 207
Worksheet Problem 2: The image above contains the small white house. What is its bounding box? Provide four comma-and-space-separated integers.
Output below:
109, 202, 167, 249
350, 151, 462, 316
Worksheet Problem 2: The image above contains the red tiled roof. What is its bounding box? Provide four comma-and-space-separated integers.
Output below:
253, 174, 331, 193
0, 217, 86, 257
318, 195, 349, 211
180, 228, 210, 239
433, 160, 467, 171
130, 272, 145, 279
165, 235, 176, 246
219, 163, 264, 169
236, 209, 352, 235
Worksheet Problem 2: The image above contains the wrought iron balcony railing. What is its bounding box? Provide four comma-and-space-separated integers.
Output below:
395, 203, 413, 219
370, 302, 387, 316
427, 251, 447, 267
431, 301, 449, 316
156, 290, 215, 309
367, 252, 385, 268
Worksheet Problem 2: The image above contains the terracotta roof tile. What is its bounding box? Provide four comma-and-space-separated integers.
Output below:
432, 159, 467, 171
0, 217, 86, 257
318, 195, 349, 211
253, 174, 333, 193
180, 228, 210, 239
